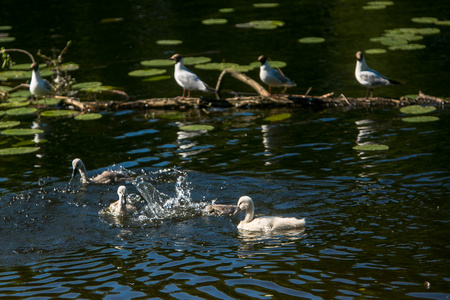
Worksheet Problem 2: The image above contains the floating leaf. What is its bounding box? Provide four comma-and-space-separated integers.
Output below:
41, 110, 78, 117
195, 62, 240, 71
128, 69, 166, 77
179, 125, 214, 131
7, 96, 28, 102
250, 20, 285, 30
0, 70, 27, 80
36, 98, 61, 106
9, 63, 45, 70
184, 56, 212, 65
0, 25, 12, 31
363, 5, 386, 10
298, 37, 325, 44
415, 27, 440, 35
389, 43, 426, 51
202, 18, 228, 25
219, 8, 234, 13
434, 20, 450, 26
142, 75, 171, 82
1, 128, 44, 135
371, 36, 408, 46
140, 59, 175, 67
253, 3, 280, 8
6, 107, 37, 115
0, 36, 15, 43
402, 116, 439, 123
0, 147, 39, 156
75, 113, 102, 121
365, 48, 387, 54
0, 121, 20, 128
264, 113, 291, 122
0, 85, 12, 92
59, 62, 80, 71
0, 101, 29, 108
250, 60, 287, 68
156, 40, 183, 46
83, 85, 115, 93
400, 105, 436, 114
72, 82, 102, 90
367, 1, 394, 5
353, 144, 389, 151
100, 17, 124, 23
412, 17, 438, 24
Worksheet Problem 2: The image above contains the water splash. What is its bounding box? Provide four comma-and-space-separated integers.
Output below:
132, 168, 204, 220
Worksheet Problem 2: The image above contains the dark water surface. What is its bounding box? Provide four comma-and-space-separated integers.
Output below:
1, 0, 450, 299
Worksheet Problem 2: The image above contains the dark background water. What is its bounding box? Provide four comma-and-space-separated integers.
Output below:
1, 0, 450, 299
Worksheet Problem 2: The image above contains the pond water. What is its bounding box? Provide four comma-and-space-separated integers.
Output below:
1, 0, 450, 299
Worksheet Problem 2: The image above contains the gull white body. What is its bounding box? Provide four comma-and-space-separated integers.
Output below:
233, 196, 305, 231
29, 62, 51, 96
169, 54, 214, 98
106, 185, 137, 216
258, 55, 296, 94
355, 51, 401, 98
71, 158, 128, 184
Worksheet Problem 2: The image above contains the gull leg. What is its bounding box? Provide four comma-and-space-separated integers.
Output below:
182, 88, 186, 98
187, 90, 191, 98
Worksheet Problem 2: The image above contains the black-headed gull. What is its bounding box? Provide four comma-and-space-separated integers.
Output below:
169, 54, 215, 98
257, 55, 296, 94
355, 51, 401, 98
29, 62, 51, 97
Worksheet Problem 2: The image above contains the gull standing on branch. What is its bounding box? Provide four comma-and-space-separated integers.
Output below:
29, 62, 51, 97
257, 55, 296, 95
355, 51, 402, 98
168, 54, 215, 98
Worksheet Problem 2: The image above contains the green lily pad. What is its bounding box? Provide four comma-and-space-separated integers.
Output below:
142, 75, 171, 82
389, 43, 426, 51
249, 20, 285, 30
400, 105, 436, 114
195, 62, 240, 71
0, 36, 15, 43
36, 98, 61, 105
82, 85, 115, 93
184, 56, 212, 65
59, 62, 80, 72
179, 125, 214, 131
72, 82, 102, 90
412, 17, 439, 24
0, 101, 30, 108
128, 69, 167, 77
415, 27, 440, 35
363, 5, 386, 10
0, 85, 12, 92
9, 90, 32, 98
353, 144, 389, 151
156, 40, 183, 46
219, 8, 234, 13
140, 59, 175, 67
264, 113, 291, 122
371, 36, 408, 46
0, 25, 12, 31
75, 113, 102, 121
1, 128, 44, 135
250, 60, 287, 68
367, 1, 394, 5
0, 147, 39, 156
13, 139, 47, 147
41, 110, 78, 117
0, 70, 27, 80
253, 3, 280, 8
9, 63, 45, 70
434, 20, 450, 26
0, 121, 20, 128
202, 18, 228, 25
402, 116, 439, 123
7, 96, 29, 102
6, 107, 37, 116
298, 37, 325, 44
365, 48, 387, 54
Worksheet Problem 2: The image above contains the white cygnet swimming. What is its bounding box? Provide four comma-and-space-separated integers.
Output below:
105, 185, 137, 216
71, 158, 129, 184
233, 196, 305, 231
